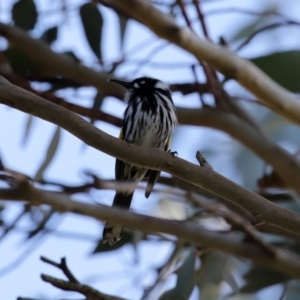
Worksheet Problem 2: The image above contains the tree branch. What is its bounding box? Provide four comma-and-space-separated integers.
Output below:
2, 180, 300, 279
1, 77, 300, 238
22, 251, 125, 299
177, 107, 300, 194
105, 0, 300, 126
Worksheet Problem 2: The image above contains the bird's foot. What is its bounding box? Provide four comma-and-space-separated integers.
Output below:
168, 149, 178, 156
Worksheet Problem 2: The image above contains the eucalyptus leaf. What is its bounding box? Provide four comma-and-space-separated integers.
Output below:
4, 47, 35, 75
80, 3, 103, 61
282, 281, 300, 300
34, 126, 61, 181
171, 248, 195, 300
21, 115, 35, 146
240, 265, 289, 293
250, 51, 300, 93
40, 26, 58, 45
12, 0, 38, 31
159, 289, 174, 300
117, 14, 128, 50
195, 251, 227, 300
90, 92, 105, 125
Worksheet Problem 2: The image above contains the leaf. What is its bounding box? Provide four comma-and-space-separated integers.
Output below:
92, 231, 133, 253
79, 3, 103, 61
226, 295, 258, 300
250, 51, 300, 93
117, 14, 128, 50
171, 248, 195, 300
4, 47, 35, 74
229, 17, 264, 43
229, 6, 278, 43
282, 281, 300, 300
159, 289, 174, 300
240, 265, 289, 293
12, 0, 38, 31
40, 26, 58, 45
90, 92, 105, 125
195, 251, 227, 300
21, 115, 35, 146
34, 126, 61, 181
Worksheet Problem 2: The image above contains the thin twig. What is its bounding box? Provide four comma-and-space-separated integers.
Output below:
40, 256, 79, 283
236, 21, 300, 51
41, 274, 127, 300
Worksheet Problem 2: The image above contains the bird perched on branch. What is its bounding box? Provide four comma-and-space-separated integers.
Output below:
103, 76, 177, 245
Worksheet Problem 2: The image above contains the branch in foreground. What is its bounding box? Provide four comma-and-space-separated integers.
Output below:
1, 77, 300, 237
106, 0, 300, 126
0, 22, 125, 99
3, 46, 300, 197
177, 107, 300, 200
39, 256, 126, 300
2, 180, 300, 279
0, 22, 211, 100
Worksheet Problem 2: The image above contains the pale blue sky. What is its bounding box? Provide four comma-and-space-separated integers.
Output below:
1, 0, 300, 299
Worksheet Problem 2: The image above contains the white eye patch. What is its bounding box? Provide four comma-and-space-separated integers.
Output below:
134, 82, 139, 88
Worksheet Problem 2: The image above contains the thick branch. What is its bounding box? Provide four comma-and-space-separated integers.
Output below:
3, 182, 300, 279
1, 78, 300, 239
0, 23, 124, 98
177, 107, 300, 193
0, 23, 210, 99
107, 0, 300, 126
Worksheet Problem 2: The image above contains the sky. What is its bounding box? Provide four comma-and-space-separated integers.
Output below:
1, 0, 300, 299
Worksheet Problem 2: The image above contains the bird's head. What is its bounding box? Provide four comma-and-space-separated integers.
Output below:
109, 76, 170, 98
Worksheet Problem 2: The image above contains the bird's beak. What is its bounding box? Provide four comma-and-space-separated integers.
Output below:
108, 79, 131, 89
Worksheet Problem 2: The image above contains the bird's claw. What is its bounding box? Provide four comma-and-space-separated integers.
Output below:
168, 149, 178, 156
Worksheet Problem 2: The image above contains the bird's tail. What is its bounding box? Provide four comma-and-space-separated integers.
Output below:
102, 191, 134, 245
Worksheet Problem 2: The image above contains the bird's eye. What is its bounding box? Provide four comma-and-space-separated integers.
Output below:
140, 81, 145, 84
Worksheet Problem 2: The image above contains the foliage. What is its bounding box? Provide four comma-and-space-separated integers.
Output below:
1, 1, 300, 300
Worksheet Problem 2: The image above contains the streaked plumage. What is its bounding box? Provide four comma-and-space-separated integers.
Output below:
103, 77, 177, 245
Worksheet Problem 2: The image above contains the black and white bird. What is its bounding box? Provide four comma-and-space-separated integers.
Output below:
103, 77, 177, 245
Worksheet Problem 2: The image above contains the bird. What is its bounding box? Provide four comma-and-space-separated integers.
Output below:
102, 76, 178, 245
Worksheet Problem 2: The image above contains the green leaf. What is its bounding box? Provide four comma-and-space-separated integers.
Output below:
12, 0, 38, 31
117, 14, 128, 50
282, 280, 300, 300
92, 231, 133, 253
171, 248, 195, 300
226, 295, 258, 300
159, 289, 174, 300
4, 47, 35, 74
34, 126, 61, 181
250, 51, 300, 93
229, 6, 278, 44
90, 92, 105, 125
40, 26, 58, 44
21, 115, 35, 146
79, 3, 103, 61
229, 17, 264, 43
240, 265, 289, 293
195, 251, 227, 299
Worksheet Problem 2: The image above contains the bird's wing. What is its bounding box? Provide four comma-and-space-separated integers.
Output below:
115, 127, 125, 181
145, 138, 170, 198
